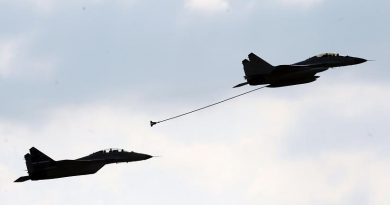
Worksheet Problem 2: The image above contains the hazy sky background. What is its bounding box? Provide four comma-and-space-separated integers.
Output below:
1, 0, 389, 204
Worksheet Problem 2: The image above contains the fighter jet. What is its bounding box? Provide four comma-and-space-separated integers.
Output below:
15, 147, 153, 182
234, 53, 367, 88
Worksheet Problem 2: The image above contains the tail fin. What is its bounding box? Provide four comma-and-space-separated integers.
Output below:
242, 53, 274, 78
25, 147, 54, 175
29, 147, 54, 163
24, 153, 34, 174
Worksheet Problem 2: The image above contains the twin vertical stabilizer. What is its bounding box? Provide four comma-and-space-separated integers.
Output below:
242, 53, 274, 77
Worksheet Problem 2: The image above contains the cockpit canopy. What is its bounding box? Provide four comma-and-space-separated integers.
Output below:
79, 148, 136, 160
102, 148, 125, 153
316, 53, 340, 57
89, 148, 127, 156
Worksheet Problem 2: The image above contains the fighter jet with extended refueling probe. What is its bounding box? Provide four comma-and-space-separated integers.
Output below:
234, 53, 367, 88
149, 52, 368, 127
15, 147, 153, 182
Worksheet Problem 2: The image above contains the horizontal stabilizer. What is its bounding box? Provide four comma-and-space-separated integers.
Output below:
15, 176, 30, 182
233, 82, 248, 88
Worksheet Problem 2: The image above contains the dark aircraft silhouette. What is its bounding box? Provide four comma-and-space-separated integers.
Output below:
15, 147, 153, 182
234, 53, 367, 88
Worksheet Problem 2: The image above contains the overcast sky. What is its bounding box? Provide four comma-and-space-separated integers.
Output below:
1, 0, 389, 204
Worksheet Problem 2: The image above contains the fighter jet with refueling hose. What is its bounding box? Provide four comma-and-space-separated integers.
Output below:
150, 52, 368, 126
234, 53, 367, 88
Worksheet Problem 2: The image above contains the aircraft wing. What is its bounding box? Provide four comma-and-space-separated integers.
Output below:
273, 64, 329, 74
271, 65, 298, 75
275, 64, 313, 69
276, 63, 331, 69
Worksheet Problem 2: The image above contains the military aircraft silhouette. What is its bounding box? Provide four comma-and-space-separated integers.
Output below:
15, 147, 153, 182
234, 53, 367, 88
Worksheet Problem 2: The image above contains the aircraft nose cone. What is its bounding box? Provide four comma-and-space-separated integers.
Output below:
144, 154, 153, 160
354, 57, 367, 64
139, 153, 153, 160
125, 152, 153, 162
